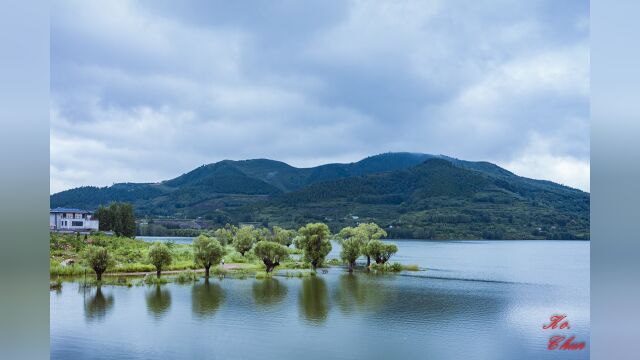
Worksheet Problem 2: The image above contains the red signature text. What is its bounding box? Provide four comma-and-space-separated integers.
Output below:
543, 314, 585, 351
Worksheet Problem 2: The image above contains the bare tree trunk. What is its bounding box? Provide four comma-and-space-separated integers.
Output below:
348, 262, 354, 273
96, 271, 102, 281
156, 269, 161, 278
205, 265, 210, 278
366, 256, 371, 267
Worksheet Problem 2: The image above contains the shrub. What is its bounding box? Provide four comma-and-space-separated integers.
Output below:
174, 270, 198, 283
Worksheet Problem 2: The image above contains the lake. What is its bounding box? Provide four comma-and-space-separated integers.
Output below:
50, 240, 589, 360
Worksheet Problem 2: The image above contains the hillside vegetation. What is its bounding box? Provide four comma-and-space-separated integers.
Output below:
50, 153, 590, 240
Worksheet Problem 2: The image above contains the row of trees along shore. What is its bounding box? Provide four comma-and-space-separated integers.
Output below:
82, 220, 398, 281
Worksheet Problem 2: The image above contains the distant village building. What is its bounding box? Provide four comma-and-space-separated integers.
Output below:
50, 207, 99, 232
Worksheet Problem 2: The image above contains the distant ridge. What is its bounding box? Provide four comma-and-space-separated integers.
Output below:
51, 152, 589, 240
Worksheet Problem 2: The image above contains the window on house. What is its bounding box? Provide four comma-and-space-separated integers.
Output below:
62, 214, 67, 219
72, 221, 83, 227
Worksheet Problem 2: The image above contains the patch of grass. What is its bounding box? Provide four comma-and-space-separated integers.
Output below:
143, 275, 169, 285
370, 262, 404, 273
174, 270, 198, 283
403, 264, 420, 271
50, 262, 89, 276
211, 266, 228, 277
281, 270, 314, 278
255, 271, 272, 279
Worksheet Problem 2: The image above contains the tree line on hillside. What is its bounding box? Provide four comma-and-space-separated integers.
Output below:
82, 221, 398, 281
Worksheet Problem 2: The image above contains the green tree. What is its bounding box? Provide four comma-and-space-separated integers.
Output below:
213, 226, 235, 246
83, 245, 111, 281
273, 226, 295, 247
254, 227, 272, 242
148, 242, 172, 278
193, 235, 226, 278
233, 226, 256, 256
94, 205, 112, 232
363, 240, 397, 264
254, 241, 289, 273
352, 223, 387, 267
340, 238, 362, 272
297, 223, 332, 270
94, 202, 136, 237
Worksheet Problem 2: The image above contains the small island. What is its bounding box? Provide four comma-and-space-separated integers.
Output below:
50, 204, 419, 289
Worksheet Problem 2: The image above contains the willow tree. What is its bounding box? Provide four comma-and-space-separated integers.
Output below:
254, 241, 289, 273
148, 242, 172, 278
213, 226, 236, 246
273, 226, 296, 247
297, 223, 332, 270
83, 245, 111, 281
340, 238, 362, 273
342, 223, 387, 267
193, 235, 225, 277
233, 226, 257, 256
364, 240, 398, 264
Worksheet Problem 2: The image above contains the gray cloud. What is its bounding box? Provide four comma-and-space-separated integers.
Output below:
51, 0, 590, 193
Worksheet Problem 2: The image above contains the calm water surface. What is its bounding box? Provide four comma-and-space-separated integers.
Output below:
51, 240, 589, 360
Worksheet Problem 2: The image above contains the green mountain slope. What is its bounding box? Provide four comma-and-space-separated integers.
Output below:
50, 153, 590, 239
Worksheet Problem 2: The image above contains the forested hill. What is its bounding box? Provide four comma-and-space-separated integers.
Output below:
50, 153, 590, 240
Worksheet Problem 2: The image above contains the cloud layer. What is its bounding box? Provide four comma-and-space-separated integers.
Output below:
51, 0, 590, 193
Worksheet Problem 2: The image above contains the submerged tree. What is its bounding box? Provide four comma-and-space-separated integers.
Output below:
339, 223, 387, 267
363, 240, 398, 264
83, 245, 111, 281
340, 238, 362, 273
253, 241, 289, 273
233, 226, 256, 256
193, 235, 225, 278
148, 242, 172, 278
297, 223, 332, 270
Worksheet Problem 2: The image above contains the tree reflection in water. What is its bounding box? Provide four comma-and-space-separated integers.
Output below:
146, 285, 171, 319
84, 286, 114, 322
252, 278, 287, 308
191, 279, 224, 318
299, 276, 329, 324
334, 273, 388, 315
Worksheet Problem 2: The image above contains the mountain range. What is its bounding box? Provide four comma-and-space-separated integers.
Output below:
50, 152, 590, 240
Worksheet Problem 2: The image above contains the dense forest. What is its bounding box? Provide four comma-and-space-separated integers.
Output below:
51, 153, 590, 240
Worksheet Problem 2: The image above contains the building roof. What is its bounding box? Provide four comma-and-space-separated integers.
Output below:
50, 207, 92, 214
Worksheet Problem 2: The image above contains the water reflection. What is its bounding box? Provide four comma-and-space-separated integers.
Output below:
252, 278, 287, 308
83, 286, 114, 322
146, 285, 172, 319
334, 274, 387, 314
192, 279, 224, 318
299, 277, 329, 324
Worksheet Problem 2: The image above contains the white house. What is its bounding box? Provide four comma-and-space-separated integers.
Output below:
50, 207, 99, 232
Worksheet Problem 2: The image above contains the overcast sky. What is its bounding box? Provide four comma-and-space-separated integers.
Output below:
50, 0, 590, 193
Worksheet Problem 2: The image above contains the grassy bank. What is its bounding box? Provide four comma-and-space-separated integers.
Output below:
50, 232, 420, 282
